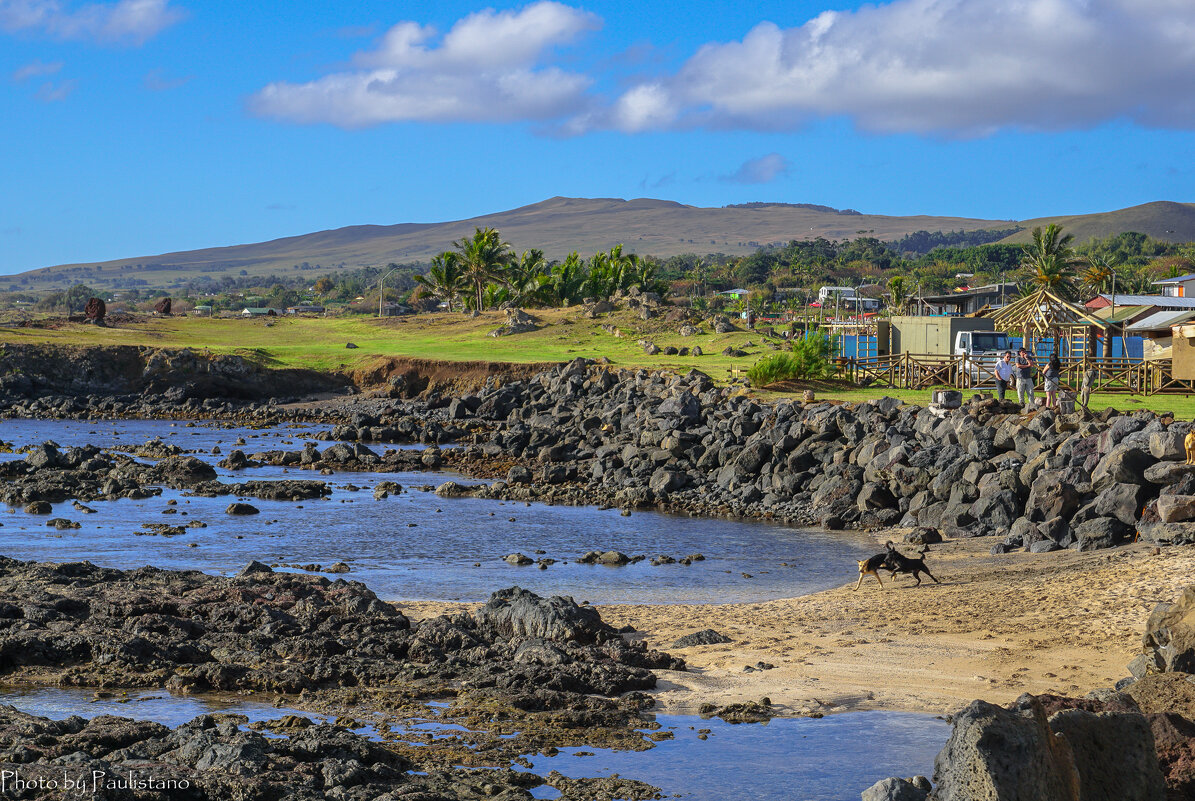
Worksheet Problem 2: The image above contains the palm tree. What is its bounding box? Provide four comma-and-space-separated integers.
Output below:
617, 252, 666, 296
582, 249, 618, 299
1021, 224, 1080, 298
504, 249, 551, 307
1081, 255, 1116, 297
414, 252, 465, 311
454, 227, 514, 311
887, 275, 908, 314
549, 252, 587, 306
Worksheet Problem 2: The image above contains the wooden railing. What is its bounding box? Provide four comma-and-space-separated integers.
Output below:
836, 354, 1195, 395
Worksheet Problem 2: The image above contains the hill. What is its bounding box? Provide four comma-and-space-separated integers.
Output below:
10, 197, 1008, 291
998, 201, 1195, 245
9, 196, 1195, 291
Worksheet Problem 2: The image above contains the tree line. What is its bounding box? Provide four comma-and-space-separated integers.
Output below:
411, 227, 668, 311
6, 224, 1194, 318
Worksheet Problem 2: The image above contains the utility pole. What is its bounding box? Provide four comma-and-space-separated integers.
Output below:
1109, 269, 1117, 360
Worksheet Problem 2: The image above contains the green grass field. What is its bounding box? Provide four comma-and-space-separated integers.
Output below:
0, 309, 769, 377
5, 308, 1195, 415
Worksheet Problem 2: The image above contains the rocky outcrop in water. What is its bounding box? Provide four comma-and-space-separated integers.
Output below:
0, 446, 331, 505
865, 692, 1169, 801
0, 706, 660, 801
0, 558, 680, 698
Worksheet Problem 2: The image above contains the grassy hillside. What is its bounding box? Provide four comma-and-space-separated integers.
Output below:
16, 197, 1011, 290
999, 201, 1195, 245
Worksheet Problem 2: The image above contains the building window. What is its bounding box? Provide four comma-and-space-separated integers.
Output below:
1164, 285, 1180, 297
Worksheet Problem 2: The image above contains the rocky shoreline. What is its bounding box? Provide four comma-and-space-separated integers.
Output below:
4, 355, 1195, 559
214, 358, 1195, 554
8, 348, 1195, 797
0, 556, 681, 799
8, 347, 1195, 557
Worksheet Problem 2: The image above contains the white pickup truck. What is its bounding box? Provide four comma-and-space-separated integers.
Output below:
955, 330, 1014, 385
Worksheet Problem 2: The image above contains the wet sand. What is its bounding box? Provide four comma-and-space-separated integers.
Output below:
401, 537, 1195, 717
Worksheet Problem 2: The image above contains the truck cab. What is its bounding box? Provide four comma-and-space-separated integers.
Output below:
955, 330, 1013, 385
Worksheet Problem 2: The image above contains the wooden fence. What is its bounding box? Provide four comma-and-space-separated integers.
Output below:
835, 354, 1195, 395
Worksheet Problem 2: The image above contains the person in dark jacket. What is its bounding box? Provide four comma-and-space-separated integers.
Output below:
1015, 348, 1036, 409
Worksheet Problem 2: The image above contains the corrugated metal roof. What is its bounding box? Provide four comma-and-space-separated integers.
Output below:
1153, 273, 1195, 284
1091, 304, 1149, 322
1127, 310, 1195, 331
1096, 293, 1195, 308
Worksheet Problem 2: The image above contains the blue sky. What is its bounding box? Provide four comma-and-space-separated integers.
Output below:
3, 0, 1195, 275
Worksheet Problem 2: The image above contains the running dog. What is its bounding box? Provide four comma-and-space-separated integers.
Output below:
883, 545, 939, 587
853, 541, 898, 590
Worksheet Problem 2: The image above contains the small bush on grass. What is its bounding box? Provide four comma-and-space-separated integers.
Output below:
747, 333, 837, 385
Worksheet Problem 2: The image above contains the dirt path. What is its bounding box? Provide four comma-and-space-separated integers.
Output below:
400, 538, 1195, 717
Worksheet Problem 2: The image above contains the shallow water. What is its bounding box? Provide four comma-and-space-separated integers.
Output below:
523, 712, 948, 801
0, 687, 947, 801
0, 418, 946, 796
0, 418, 336, 461
0, 419, 880, 604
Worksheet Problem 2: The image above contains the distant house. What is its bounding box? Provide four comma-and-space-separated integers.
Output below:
817, 286, 880, 311
285, 304, 325, 315
241, 307, 279, 317
717, 288, 750, 298
916, 282, 1018, 316
193, 305, 213, 317
1086, 293, 1195, 312
1153, 273, 1195, 298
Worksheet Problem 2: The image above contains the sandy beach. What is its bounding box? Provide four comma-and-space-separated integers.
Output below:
401, 536, 1195, 718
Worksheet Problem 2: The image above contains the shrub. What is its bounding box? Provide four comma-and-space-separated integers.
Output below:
747, 333, 837, 385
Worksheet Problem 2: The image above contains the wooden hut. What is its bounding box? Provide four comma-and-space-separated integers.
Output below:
989, 288, 1111, 359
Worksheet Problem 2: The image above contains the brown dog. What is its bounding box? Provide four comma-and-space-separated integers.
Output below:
854, 552, 888, 590
854, 541, 899, 590
1185, 430, 1195, 465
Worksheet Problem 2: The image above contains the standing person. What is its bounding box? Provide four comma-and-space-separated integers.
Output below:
1080, 368, 1096, 409
1015, 347, 1037, 409
1044, 354, 1062, 410
995, 351, 1015, 402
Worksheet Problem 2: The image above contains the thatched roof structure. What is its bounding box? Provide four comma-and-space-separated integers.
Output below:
990, 287, 1110, 335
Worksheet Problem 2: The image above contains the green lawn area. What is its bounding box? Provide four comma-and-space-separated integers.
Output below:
767, 386, 1195, 417
4, 309, 1195, 415
0, 309, 769, 378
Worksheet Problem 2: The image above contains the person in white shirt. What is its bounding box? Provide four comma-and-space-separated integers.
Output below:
994, 351, 1016, 402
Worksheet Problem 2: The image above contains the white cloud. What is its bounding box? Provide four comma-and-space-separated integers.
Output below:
12, 58, 62, 80
36, 78, 75, 101
0, 0, 185, 45
143, 66, 191, 91
583, 0, 1195, 136
722, 153, 791, 184
251, 1, 601, 127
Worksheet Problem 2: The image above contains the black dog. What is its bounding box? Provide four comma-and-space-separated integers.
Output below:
882, 544, 939, 587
